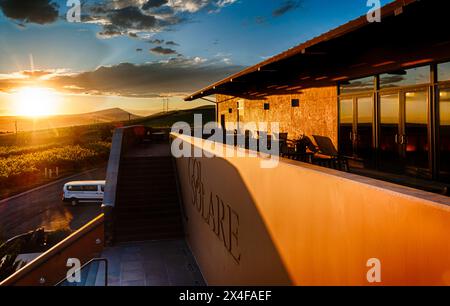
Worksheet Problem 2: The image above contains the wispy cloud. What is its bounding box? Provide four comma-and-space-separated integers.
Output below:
272, 0, 302, 17
150, 46, 178, 55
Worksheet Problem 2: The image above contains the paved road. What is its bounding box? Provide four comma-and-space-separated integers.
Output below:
0, 167, 107, 240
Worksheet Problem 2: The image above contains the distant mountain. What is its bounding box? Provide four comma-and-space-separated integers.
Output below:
0, 108, 141, 133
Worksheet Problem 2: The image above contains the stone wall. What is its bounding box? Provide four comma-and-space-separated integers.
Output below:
216, 86, 338, 145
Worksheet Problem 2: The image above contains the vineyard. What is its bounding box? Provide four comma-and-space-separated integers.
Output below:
0, 124, 114, 197
0, 142, 111, 186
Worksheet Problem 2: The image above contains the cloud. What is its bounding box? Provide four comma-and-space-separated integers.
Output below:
166, 40, 179, 46
149, 38, 165, 44
0, 69, 67, 92
0, 58, 244, 98
51, 58, 244, 97
254, 16, 267, 25
97, 24, 123, 38
272, 0, 302, 17
83, 0, 238, 38
142, 0, 169, 10
109, 6, 158, 30
150, 46, 178, 55
0, 0, 239, 38
0, 0, 59, 25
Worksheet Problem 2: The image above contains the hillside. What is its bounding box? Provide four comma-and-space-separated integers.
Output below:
0, 108, 141, 133
133, 105, 216, 128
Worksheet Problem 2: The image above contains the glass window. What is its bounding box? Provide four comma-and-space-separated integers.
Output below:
438, 62, 450, 82
380, 66, 430, 89
68, 185, 82, 192
340, 76, 375, 95
82, 185, 98, 192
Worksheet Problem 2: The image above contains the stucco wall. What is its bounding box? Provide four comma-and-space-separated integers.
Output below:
217, 86, 338, 145
173, 133, 450, 286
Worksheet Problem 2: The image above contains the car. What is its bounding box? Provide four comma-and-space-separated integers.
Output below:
62, 180, 106, 206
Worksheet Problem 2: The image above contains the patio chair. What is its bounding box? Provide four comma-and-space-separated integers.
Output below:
278, 133, 289, 156
312, 135, 349, 171
297, 135, 319, 154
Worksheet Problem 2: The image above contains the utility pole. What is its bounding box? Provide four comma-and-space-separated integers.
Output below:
163, 98, 169, 113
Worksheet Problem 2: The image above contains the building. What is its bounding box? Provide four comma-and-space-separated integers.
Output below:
186, 0, 450, 193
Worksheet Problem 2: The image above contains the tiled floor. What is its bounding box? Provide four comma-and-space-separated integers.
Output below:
95, 240, 206, 286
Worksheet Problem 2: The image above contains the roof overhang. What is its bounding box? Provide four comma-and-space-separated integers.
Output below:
185, 0, 450, 102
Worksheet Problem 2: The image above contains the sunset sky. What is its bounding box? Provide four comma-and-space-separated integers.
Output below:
0, 0, 391, 117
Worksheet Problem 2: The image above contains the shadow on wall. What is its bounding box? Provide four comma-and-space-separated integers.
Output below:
173, 134, 450, 286
176, 155, 293, 286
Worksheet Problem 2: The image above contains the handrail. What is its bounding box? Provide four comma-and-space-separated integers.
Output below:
102, 129, 125, 209
55, 258, 108, 286
0, 214, 105, 286
103, 125, 146, 209
101, 125, 146, 245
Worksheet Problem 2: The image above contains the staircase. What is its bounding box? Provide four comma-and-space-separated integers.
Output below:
114, 156, 184, 242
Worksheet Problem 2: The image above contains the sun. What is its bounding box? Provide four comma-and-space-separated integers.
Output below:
14, 87, 60, 117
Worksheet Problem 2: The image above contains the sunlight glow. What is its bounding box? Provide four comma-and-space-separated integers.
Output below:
13, 87, 60, 117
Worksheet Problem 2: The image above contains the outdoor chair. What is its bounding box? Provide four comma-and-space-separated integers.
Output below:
277, 133, 289, 156
312, 135, 349, 171
280, 135, 316, 163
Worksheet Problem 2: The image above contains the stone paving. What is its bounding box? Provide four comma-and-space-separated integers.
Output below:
95, 240, 206, 286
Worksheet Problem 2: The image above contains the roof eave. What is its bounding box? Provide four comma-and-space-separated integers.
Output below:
184, 0, 418, 101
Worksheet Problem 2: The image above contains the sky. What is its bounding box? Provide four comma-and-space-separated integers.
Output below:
0, 0, 393, 117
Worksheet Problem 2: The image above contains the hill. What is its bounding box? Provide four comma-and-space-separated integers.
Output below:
0, 108, 141, 133
133, 105, 216, 128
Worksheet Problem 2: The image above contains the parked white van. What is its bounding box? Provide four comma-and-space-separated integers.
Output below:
62, 181, 106, 206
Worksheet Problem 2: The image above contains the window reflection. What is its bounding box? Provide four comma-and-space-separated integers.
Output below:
379, 94, 400, 166
356, 97, 373, 159
405, 91, 429, 169
440, 89, 450, 182
438, 62, 450, 82
339, 99, 353, 157
340, 76, 375, 95
380, 66, 430, 89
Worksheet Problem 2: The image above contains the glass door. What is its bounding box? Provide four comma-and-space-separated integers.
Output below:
339, 98, 354, 157
439, 88, 450, 183
379, 93, 402, 172
403, 89, 430, 176
355, 96, 374, 161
